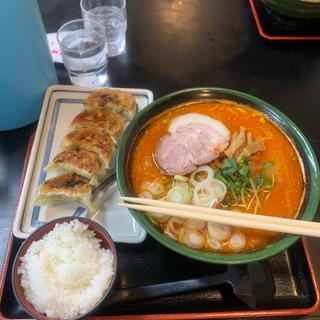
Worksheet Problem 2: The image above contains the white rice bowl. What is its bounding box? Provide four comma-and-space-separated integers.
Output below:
17, 219, 114, 319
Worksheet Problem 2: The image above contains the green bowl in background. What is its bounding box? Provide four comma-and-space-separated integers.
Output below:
260, 0, 320, 19
116, 88, 320, 264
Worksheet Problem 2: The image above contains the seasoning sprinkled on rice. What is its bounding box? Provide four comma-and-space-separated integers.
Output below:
18, 219, 114, 319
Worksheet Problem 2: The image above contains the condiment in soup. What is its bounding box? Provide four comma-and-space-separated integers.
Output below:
129, 100, 305, 253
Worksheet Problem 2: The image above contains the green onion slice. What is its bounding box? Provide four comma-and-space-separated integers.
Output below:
174, 175, 189, 182
167, 186, 191, 204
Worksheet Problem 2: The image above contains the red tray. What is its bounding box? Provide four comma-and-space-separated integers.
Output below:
249, 0, 320, 41
1, 132, 319, 319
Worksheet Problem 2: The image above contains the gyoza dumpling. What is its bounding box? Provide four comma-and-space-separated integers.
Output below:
71, 109, 124, 144
63, 128, 115, 169
44, 149, 106, 186
84, 88, 137, 120
33, 173, 95, 212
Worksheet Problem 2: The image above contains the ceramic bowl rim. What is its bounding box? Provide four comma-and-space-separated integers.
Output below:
116, 87, 320, 264
12, 217, 117, 320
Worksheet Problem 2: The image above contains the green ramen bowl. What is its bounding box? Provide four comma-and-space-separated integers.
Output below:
116, 88, 320, 264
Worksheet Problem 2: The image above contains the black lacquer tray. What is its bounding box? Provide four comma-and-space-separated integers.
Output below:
0, 134, 319, 320
0, 236, 319, 319
249, 0, 320, 40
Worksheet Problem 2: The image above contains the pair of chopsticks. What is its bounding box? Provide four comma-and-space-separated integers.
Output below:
119, 197, 320, 237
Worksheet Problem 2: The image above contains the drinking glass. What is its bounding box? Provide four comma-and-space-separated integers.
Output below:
80, 0, 127, 57
57, 19, 108, 87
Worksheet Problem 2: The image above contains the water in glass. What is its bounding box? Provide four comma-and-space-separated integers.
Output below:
86, 6, 127, 57
60, 29, 108, 86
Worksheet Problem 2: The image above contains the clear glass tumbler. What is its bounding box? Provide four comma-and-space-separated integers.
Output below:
57, 19, 108, 87
80, 0, 127, 57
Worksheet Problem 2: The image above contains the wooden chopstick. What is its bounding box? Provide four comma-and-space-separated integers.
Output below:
119, 197, 320, 237
119, 203, 320, 237
120, 197, 318, 229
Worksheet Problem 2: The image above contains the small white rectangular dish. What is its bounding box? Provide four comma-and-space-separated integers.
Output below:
13, 85, 153, 242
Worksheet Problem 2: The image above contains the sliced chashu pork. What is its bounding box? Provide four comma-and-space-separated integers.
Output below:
155, 113, 230, 175
155, 133, 197, 175
168, 113, 230, 154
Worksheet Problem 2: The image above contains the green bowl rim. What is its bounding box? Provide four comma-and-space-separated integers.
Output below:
261, 0, 320, 19
117, 87, 320, 264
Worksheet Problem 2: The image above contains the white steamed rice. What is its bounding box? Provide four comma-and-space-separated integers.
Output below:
18, 219, 114, 319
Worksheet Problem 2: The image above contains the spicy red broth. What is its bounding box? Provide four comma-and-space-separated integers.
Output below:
130, 100, 305, 253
